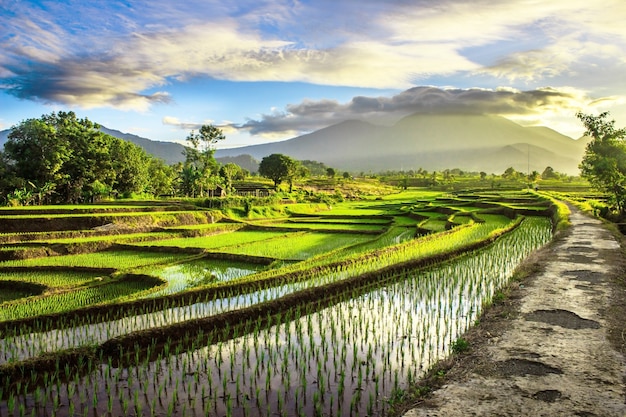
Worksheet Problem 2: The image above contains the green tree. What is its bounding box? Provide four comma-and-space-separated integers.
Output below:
258, 154, 300, 191
109, 138, 150, 197
147, 159, 175, 196
326, 167, 336, 178
178, 164, 201, 197
4, 112, 115, 203
577, 111, 626, 214
4, 116, 70, 188
3, 111, 167, 203
219, 163, 242, 194
541, 166, 558, 179
184, 124, 225, 196
502, 167, 517, 179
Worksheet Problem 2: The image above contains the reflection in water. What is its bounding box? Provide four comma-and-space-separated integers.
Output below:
150, 259, 262, 296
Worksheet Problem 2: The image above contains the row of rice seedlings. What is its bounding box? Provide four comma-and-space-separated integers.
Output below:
29, 231, 183, 245
0, 203, 180, 212
418, 218, 450, 233
0, 246, 32, 251
256, 221, 385, 232
221, 232, 374, 260
0, 250, 196, 270
164, 222, 239, 230
0, 217, 551, 416
287, 217, 392, 225
0, 215, 525, 363
0, 270, 340, 363
0, 275, 163, 323
130, 230, 292, 249
0, 270, 106, 289
0, 210, 201, 220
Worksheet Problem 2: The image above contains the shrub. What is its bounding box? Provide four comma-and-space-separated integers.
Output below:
451, 337, 470, 354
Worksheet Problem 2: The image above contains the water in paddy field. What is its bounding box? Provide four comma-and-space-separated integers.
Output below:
148, 259, 264, 296
0, 218, 552, 416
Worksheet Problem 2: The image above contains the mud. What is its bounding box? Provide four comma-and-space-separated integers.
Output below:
403, 207, 626, 417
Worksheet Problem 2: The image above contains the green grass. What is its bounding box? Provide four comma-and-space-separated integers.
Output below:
164, 223, 243, 231
0, 276, 163, 321
419, 218, 450, 232
253, 220, 386, 232
0, 250, 196, 270
0, 210, 200, 219
0, 270, 106, 288
132, 230, 292, 249
31, 231, 181, 244
286, 217, 392, 224
221, 232, 374, 260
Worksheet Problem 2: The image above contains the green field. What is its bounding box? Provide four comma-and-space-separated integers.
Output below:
0, 190, 563, 416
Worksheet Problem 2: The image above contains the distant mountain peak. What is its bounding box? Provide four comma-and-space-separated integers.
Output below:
3, 113, 585, 175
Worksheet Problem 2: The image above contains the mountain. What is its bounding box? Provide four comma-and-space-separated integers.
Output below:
215, 154, 259, 173
2, 113, 590, 174
215, 113, 589, 175
98, 127, 187, 166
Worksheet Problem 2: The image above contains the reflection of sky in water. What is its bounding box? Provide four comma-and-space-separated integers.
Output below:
150, 259, 262, 296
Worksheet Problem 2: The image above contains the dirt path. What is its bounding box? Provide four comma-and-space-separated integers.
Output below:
403, 208, 626, 417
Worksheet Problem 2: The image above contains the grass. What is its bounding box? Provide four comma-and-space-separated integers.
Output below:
221, 232, 374, 260
253, 221, 386, 232
0, 269, 107, 288
132, 230, 292, 249
0, 250, 197, 270
0, 275, 164, 321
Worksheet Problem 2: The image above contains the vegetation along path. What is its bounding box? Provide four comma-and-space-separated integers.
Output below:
403, 206, 626, 417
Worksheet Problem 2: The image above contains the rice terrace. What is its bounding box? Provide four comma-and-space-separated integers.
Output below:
0, 189, 562, 416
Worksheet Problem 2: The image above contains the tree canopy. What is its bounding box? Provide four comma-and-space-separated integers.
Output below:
258, 154, 303, 191
2, 112, 169, 203
577, 111, 626, 214
181, 124, 225, 197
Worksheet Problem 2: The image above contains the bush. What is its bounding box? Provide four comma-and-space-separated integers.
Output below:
451, 337, 470, 354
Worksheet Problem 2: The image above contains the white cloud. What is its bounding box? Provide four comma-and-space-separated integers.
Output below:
2, 0, 626, 114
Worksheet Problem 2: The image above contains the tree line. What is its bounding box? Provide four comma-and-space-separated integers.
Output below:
2, 111, 624, 216
0, 112, 243, 205
0, 112, 338, 206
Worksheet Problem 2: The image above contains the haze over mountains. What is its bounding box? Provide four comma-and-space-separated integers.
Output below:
1, 113, 588, 175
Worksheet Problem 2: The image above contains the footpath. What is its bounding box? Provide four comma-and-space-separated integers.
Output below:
403, 208, 626, 417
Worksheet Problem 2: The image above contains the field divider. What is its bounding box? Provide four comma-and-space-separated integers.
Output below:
242, 224, 384, 235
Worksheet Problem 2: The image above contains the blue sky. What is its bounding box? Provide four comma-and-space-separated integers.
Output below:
2, 0, 626, 149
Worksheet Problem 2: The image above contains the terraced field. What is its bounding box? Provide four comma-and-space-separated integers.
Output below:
0, 191, 560, 416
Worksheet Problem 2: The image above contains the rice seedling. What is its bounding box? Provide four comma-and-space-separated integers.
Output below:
0, 215, 552, 416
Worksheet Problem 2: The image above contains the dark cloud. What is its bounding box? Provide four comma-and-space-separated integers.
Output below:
2, 57, 171, 110
234, 86, 586, 136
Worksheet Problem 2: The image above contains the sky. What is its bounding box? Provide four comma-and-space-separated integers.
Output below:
1, 0, 626, 149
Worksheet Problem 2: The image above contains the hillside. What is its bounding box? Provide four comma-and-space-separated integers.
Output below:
215, 113, 589, 175
1, 113, 589, 174
99, 127, 187, 166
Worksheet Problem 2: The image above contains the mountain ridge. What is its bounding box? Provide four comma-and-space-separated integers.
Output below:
1, 113, 588, 174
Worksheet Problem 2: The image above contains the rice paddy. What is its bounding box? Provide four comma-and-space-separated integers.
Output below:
0, 191, 559, 416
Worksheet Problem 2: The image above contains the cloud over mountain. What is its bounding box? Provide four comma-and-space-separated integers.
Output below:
231, 86, 604, 137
